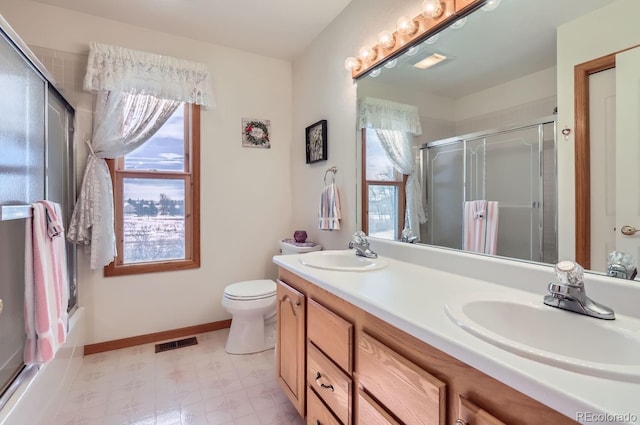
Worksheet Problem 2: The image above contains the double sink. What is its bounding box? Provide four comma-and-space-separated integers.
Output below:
297, 250, 640, 383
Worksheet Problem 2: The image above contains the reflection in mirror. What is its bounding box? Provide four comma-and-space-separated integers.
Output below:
356, 0, 622, 273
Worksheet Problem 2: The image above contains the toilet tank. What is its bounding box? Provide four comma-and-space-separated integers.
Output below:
280, 239, 322, 255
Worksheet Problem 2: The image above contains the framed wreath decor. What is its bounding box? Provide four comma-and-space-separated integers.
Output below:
242, 118, 271, 148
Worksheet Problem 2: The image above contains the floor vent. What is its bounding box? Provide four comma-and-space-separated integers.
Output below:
155, 336, 198, 353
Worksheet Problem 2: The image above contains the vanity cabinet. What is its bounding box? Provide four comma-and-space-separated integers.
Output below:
276, 267, 578, 425
456, 395, 506, 425
359, 332, 446, 425
276, 279, 306, 417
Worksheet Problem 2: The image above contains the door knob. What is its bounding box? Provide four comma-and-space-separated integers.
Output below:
621, 225, 640, 236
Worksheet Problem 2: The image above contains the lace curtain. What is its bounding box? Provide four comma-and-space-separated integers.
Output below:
358, 97, 427, 240
358, 97, 422, 135
67, 43, 213, 269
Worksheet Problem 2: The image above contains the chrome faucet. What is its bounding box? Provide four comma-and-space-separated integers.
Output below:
400, 228, 417, 243
348, 231, 378, 258
606, 251, 638, 280
543, 261, 615, 320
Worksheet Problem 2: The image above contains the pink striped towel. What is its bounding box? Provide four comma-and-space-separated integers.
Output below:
463, 200, 499, 255
24, 201, 68, 364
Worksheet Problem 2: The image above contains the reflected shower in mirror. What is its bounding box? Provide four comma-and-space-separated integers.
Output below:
356, 0, 625, 273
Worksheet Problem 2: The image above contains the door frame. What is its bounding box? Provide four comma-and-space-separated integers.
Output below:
574, 45, 639, 269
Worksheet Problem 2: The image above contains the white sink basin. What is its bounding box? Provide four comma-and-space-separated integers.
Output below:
445, 293, 640, 382
299, 250, 387, 271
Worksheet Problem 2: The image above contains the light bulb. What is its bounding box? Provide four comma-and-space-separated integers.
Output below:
344, 57, 361, 72
384, 59, 398, 69
421, 0, 444, 18
358, 46, 378, 62
396, 16, 418, 36
369, 68, 381, 78
481, 0, 501, 12
450, 17, 467, 29
405, 45, 420, 57
378, 30, 395, 49
425, 33, 440, 44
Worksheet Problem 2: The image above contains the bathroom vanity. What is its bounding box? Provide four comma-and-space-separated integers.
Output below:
273, 243, 640, 425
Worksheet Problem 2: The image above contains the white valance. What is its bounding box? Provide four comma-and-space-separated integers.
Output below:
358, 97, 422, 135
84, 42, 214, 108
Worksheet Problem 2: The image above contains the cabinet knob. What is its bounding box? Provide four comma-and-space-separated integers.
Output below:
315, 371, 335, 392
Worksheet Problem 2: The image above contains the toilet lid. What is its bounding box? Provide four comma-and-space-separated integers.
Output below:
224, 279, 276, 300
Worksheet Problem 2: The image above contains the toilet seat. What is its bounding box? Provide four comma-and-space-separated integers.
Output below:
224, 279, 276, 301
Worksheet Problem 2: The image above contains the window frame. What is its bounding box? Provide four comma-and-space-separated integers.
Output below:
361, 128, 407, 240
104, 103, 201, 276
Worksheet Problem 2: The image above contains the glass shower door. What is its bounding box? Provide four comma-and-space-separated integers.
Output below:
466, 126, 543, 262
0, 29, 46, 396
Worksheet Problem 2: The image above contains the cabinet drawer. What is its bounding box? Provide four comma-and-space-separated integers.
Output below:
307, 386, 342, 425
359, 332, 446, 425
457, 395, 507, 425
358, 389, 401, 425
307, 342, 352, 425
307, 298, 353, 373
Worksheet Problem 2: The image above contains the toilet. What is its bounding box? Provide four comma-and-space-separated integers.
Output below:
222, 279, 277, 354
222, 239, 321, 355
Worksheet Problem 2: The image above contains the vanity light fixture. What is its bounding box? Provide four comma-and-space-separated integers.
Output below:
359, 46, 378, 62
405, 45, 420, 56
344, 56, 362, 72
344, 0, 487, 79
396, 15, 418, 36
450, 17, 467, 29
481, 0, 501, 12
421, 0, 445, 19
384, 58, 398, 69
368, 68, 382, 78
425, 33, 440, 44
413, 53, 447, 70
378, 30, 396, 49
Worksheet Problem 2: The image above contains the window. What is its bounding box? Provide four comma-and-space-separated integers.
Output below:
105, 103, 200, 276
361, 128, 406, 240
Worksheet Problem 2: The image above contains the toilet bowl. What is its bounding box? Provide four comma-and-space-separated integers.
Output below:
222, 279, 277, 354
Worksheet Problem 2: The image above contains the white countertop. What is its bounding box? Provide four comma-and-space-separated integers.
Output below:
273, 248, 640, 425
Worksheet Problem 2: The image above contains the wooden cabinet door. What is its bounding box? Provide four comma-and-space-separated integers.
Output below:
359, 332, 446, 425
276, 279, 306, 417
457, 395, 507, 425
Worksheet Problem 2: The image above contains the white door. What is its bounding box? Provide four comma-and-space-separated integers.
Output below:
615, 46, 640, 263
589, 68, 616, 272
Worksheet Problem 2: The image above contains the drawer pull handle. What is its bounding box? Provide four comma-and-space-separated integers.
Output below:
456, 420, 468, 425
315, 372, 335, 392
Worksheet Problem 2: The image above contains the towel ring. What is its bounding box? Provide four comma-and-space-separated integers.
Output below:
324, 166, 337, 185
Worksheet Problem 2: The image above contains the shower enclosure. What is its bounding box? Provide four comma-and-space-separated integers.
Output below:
420, 117, 557, 264
0, 19, 76, 402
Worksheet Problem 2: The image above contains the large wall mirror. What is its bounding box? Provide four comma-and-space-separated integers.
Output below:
356, 0, 640, 278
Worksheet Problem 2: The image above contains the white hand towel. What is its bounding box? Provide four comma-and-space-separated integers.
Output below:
319, 183, 341, 230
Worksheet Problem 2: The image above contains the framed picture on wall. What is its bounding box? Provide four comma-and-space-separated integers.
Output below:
305, 119, 327, 164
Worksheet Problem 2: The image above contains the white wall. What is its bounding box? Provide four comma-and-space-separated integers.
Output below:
0, 0, 294, 344
556, 0, 640, 262
291, 0, 419, 249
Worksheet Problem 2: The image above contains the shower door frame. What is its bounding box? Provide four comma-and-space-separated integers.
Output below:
420, 116, 557, 263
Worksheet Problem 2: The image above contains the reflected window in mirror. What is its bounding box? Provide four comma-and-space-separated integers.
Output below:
361, 128, 407, 240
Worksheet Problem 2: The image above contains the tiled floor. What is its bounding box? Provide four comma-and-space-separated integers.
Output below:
51, 329, 305, 425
